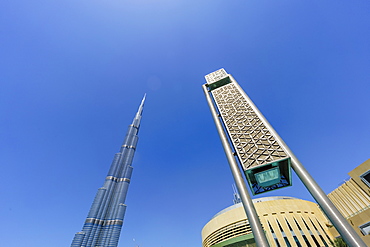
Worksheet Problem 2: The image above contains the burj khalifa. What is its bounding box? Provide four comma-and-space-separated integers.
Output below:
71, 95, 145, 247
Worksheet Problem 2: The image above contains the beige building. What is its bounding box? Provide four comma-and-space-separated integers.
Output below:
202, 196, 333, 247
327, 159, 370, 245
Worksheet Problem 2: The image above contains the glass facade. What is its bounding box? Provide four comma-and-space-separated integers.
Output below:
70, 96, 145, 247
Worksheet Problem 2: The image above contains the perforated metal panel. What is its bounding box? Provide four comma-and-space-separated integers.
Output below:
209, 78, 288, 171
205, 69, 292, 195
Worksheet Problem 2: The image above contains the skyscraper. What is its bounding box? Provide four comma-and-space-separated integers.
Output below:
71, 95, 145, 247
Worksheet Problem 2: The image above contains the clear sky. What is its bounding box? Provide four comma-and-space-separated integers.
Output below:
1, 1, 369, 247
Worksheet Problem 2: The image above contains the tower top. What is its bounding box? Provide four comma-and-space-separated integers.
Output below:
204, 69, 232, 91
137, 94, 146, 116
205, 68, 228, 84
132, 94, 146, 128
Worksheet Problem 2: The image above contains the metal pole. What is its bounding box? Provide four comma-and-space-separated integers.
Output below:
232, 80, 367, 247
203, 84, 270, 247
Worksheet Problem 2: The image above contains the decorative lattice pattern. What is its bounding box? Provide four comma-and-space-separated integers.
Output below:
205, 68, 228, 84
212, 83, 288, 170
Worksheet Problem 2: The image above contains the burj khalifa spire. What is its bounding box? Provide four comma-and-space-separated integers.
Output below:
71, 95, 146, 247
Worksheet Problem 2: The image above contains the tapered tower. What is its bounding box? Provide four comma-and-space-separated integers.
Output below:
71, 95, 145, 247
203, 68, 366, 247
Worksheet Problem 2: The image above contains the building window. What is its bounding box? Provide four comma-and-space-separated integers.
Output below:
309, 218, 328, 247
283, 237, 292, 247
302, 235, 312, 247
359, 221, 370, 236
293, 218, 312, 247
293, 236, 302, 247
274, 239, 281, 247
276, 220, 292, 247
315, 218, 332, 243
318, 234, 329, 247
302, 217, 321, 247
285, 218, 302, 247
360, 170, 370, 187
311, 234, 321, 247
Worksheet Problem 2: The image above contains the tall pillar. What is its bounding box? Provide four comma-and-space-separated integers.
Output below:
203, 69, 366, 247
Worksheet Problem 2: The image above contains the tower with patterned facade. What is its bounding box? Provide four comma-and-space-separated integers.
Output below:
202, 69, 367, 247
71, 95, 145, 247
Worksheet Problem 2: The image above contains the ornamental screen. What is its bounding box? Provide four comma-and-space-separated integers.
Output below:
205, 69, 292, 195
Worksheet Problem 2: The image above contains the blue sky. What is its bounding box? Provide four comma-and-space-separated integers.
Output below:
1, 1, 370, 247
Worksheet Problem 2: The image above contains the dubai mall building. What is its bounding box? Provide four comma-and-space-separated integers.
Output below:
202, 196, 333, 247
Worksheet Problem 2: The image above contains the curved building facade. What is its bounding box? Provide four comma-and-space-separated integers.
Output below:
202, 197, 333, 247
